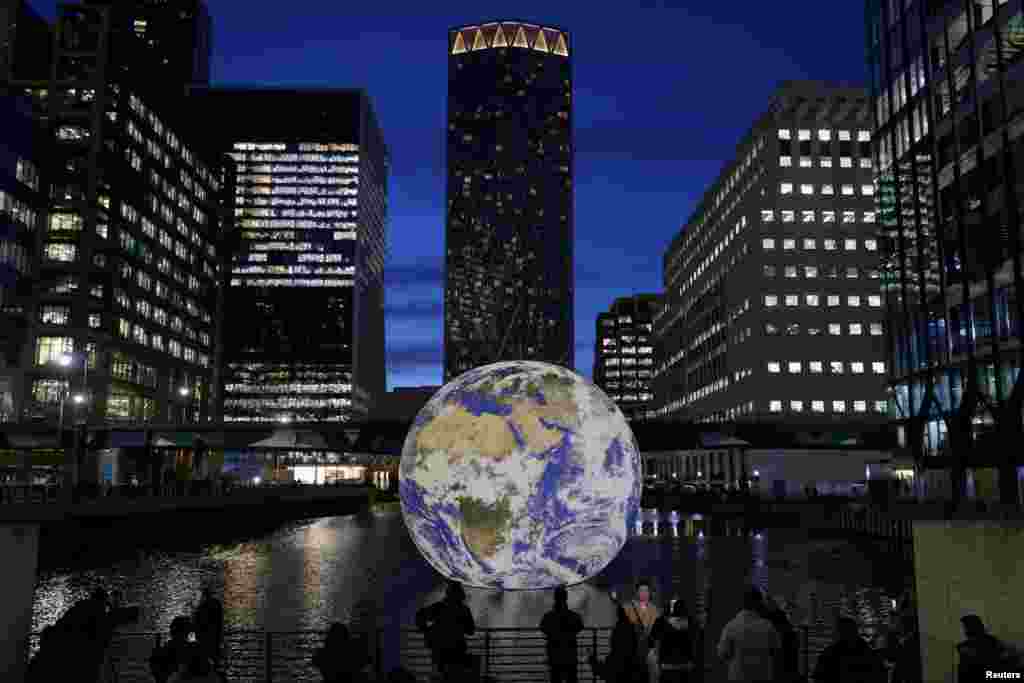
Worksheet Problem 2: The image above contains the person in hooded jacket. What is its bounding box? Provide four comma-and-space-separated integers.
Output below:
416, 581, 477, 682
647, 599, 696, 683
150, 616, 199, 683
589, 606, 641, 683
313, 623, 369, 683
540, 585, 585, 683
957, 614, 1022, 683
812, 617, 886, 683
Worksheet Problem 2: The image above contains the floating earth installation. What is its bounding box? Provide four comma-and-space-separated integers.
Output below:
399, 361, 642, 590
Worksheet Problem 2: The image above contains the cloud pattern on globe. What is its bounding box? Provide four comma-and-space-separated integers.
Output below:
399, 361, 642, 590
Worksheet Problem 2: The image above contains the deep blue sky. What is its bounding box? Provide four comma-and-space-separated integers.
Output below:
31, 1, 869, 390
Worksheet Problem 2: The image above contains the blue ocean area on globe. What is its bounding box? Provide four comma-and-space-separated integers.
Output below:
399, 361, 642, 590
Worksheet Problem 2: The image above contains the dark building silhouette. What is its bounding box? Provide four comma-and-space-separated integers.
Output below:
652, 81, 888, 426
0, 0, 53, 83
191, 88, 387, 422
593, 294, 659, 420
444, 21, 573, 381
866, 1, 1024, 502
4, 3, 233, 424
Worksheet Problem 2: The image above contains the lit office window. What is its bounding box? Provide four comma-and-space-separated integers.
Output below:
830, 361, 844, 374
89, 313, 101, 329
838, 130, 851, 141
857, 130, 871, 142
851, 362, 865, 374
803, 238, 817, 250
764, 295, 778, 307
768, 362, 781, 373
846, 267, 860, 279
799, 157, 812, 168
827, 295, 840, 307
787, 323, 801, 336
806, 294, 820, 306
818, 129, 831, 141
820, 157, 833, 168
765, 322, 779, 335
824, 238, 837, 250
809, 361, 823, 374
780, 156, 792, 167
840, 157, 853, 168
798, 129, 811, 141
860, 158, 872, 168
848, 295, 861, 307
870, 322, 884, 336
812, 400, 825, 413
808, 327, 821, 336
770, 400, 783, 412
780, 183, 793, 195
802, 210, 815, 223
778, 129, 791, 140
833, 400, 846, 413
785, 266, 798, 279
783, 238, 796, 250
853, 400, 867, 413
788, 361, 802, 374
843, 211, 856, 224
823, 211, 836, 223
761, 210, 776, 222
790, 400, 804, 412
845, 239, 858, 252
763, 238, 776, 250
849, 323, 863, 335
782, 210, 795, 223
872, 362, 886, 374
829, 323, 841, 335
863, 211, 876, 223
873, 400, 888, 413
800, 184, 814, 195
805, 266, 819, 278
785, 294, 799, 307
865, 239, 878, 251
821, 184, 835, 195
841, 184, 855, 195
763, 265, 777, 277
861, 184, 874, 196
868, 295, 882, 307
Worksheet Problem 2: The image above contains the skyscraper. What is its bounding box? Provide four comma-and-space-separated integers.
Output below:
593, 294, 659, 420
867, 0, 1024, 503
193, 88, 387, 422
444, 21, 573, 381
652, 81, 888, 428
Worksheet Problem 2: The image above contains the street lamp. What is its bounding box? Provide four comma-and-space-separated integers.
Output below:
177, 386, 189, 424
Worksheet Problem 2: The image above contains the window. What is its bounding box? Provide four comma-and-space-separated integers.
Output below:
824, 238, 837, 250
870, 322, 884, 336
829, 323, 842, 335
16, 158, 40, 190
805, 265, 819, 278
808, 327, 821, 336
865, 239, 878, 251
761, 209, 775, 222
800, 184, 814, 195
872, 362, 886, 374
40, 305, 70, 325
787, 323, 801, 335
45, 243, 77, 262
851, 362, 865, 374
785, 294, 799, 307
763, 238, 776, 250
778, 129, 791, 140
863, 211, 876, 223
49, 213, 82, 232
841, 184, 855, 195
820, 157, 833, 168
833, 400, 846, 413
799, 157, 812, 168
803, 238, 816, 250
785, 266, 798, 279
873, 400, 888, 413
788, 361, 802, 374
782, 210, 795, 223
850, 323, 863, 335
783, 238, 795, 250
763, 265, 777, 277
780, 183, 793, 195
35, 336, 73, 366
843, 211, 856, 224
857, 130, 871, 142
780, 156, 792, 167
830, 361, 845, 374
768, 362, 781, 373
802, 210, 815, 223
827, 295, 840, 307
790, 400, 804, 412
798, 129, 811, 141
846, 267, 860, 279
822, 211, 836, 223
853, 400, 867, 413
861, 184, 874, 196
812, 400, 825, 413
806, 294, 820, 306
818, 129, 832, 141
868, 295, 882, 307
765, 323, 779, 335
821, 184, 835, 195
841, 157, 853, 168
848, 295, 861, 307
838, 130, 851, 141
89, 313, 101, 329
770, 400, 783, 413
764, 295, 778, 307
809, 361, 823, 374
860, 158, 872, 169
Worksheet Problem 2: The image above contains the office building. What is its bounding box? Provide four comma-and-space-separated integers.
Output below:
0, 94, 44, 422
4, 3, 233, 424
593, 294, 659, 420
0, 0, 52, 83
371, 385, 441, 422
652, 81, 888, 426
444, 21, 573, 381
192, 88, 387, 422
867, 0, 1024, 501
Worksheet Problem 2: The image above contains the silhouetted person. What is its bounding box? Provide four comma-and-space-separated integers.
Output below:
26, 625, 72, 682
57, 587, 116, 681
416, 581, 476, 681
957, 614, 1022, 682
648, 599, 696, 683
889, 614, 922, 683
812, 617, 886, 683
150, 616, 198, 683
168, 647, 224, 683
540, 586, 585, 683
193, 587, 224, 662
312, 623, 368, 683
589, 606, 641, 683
758, 594, 799, 682
623, 579, 661, 683
716, 587, 779, 682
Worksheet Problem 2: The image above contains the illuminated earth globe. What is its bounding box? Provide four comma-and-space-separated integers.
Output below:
399, 361, 642, 590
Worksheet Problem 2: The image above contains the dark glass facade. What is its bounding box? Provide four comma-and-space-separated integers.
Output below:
192, 88, 387, 423
867, 0, 1024, 500
6, 3, 233, 424
593, 294, 659, 420
444, 21, 573, 381
0, 0, 53, 83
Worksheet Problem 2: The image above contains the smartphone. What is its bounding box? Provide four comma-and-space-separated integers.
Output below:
187, 632, 197, 643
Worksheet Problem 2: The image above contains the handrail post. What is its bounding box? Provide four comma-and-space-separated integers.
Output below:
803, 625, 809, 681
265, 630, 272, 683
591, 628, 598, 683
484, 629, 490, 680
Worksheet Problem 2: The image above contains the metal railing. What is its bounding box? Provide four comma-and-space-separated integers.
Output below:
25, 623, 850, 682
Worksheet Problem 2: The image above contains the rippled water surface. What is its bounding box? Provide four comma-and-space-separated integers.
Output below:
32, 507, 907, 675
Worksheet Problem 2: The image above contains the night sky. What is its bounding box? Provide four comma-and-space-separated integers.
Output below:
30, 1, 870, 390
